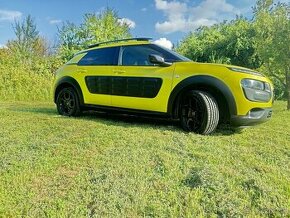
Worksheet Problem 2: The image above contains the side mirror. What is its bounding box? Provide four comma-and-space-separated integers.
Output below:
149, 54, 172, 67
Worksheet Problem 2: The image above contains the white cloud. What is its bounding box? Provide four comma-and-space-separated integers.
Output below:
0, 9, 22, 22
154, 38, 173, 50
0, 44, 7, 49
155, 0, 239, 34
277, 0, 290, 3
118, 18, 136, 29
49, 19, 62, 25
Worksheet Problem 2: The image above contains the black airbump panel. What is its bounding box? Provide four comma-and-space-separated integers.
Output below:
85, 76, 162, 98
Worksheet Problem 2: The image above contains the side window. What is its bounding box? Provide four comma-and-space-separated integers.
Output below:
122, 45, 162, 66
78, 47, 119, 66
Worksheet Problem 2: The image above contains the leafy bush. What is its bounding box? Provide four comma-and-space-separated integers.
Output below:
0, 9, 133, 102
0, 49, 57, 101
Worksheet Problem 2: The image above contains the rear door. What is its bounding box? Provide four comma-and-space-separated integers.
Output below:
111, 44, 175, 113
77, 46, 119, 106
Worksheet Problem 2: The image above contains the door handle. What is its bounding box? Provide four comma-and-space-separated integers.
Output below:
78, 69, 87, 73
113, 70, 126, 74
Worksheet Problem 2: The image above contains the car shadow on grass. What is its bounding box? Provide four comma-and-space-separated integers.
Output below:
10, 106, 242, 135
82, 110, 181, 131
81, 111, 242, 135
10, 106, 181, 131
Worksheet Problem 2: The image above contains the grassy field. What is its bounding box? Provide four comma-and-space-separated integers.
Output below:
0, 101, 289, 217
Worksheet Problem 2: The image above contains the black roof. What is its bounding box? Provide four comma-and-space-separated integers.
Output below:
88, 37, 152, 48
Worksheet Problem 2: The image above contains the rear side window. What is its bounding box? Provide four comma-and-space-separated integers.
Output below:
78, 47, 119, 66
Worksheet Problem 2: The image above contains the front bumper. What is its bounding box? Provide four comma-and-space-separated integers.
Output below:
231, 108, 272, 127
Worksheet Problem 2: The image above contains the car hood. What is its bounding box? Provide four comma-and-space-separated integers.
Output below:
175, 61, 264, 77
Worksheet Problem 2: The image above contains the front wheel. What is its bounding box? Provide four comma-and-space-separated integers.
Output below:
56, 87, 81, 117
180, 90, 219, 135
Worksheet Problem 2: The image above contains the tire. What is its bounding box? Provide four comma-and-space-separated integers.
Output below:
56, 87, 81, 117
180, 90, 219, 135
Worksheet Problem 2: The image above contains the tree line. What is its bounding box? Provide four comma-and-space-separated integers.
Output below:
0, 0, 289, 109
177, 0, 289, 108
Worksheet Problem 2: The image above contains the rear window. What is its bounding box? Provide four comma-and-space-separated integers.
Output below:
78, 47, 119, 66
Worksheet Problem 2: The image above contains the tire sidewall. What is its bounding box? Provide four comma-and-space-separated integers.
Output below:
180, 90, 218, 134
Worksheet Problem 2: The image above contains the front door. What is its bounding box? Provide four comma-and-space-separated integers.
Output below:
111, 45, 175, 113
77, 46, 119, 106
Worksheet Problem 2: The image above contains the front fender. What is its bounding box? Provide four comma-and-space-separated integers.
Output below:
54, 76, 84, 105
167, 75, 237, 118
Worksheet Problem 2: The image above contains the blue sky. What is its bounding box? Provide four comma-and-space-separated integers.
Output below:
0, 0, 286, 47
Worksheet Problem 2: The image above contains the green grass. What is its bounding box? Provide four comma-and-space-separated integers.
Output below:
0, 101, 289, 217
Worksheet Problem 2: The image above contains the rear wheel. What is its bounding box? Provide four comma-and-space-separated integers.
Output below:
180, 90, 219, 134
56, 87, 81, 116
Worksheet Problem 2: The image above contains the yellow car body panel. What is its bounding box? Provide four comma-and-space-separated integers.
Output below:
172, 62, 273, 115
53, 38, 273, 130
55, 60, 273, 114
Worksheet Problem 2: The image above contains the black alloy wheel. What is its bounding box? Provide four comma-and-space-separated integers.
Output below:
56, 87, 81, 116
180, 90, 219, 134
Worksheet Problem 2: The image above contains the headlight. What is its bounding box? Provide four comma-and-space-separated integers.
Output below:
228, 67, 264, 77
241, 79, 272, 102
241, 79, 264, 91
264, 82, 271, 93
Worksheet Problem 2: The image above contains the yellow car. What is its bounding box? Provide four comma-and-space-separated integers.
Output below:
53, 38, 273, 134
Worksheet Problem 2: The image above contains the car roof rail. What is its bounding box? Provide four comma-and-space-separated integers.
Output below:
87, 37, 152, 48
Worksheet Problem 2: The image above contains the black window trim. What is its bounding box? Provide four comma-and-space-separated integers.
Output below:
118, 46, 123, 66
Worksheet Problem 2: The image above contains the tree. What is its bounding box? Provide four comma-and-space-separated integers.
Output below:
7, 15, 47, 59
57, 22, 82, 61
254, 0, 290, 109
57, 8, 132, 61
176, 18, 261, 69
80, 9, 131, 46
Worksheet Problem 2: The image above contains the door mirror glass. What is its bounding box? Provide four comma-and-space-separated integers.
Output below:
149, 54, 172, 67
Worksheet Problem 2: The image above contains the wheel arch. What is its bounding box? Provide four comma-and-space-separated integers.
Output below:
168, 75, 237, 121
54, 76, 84, 105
